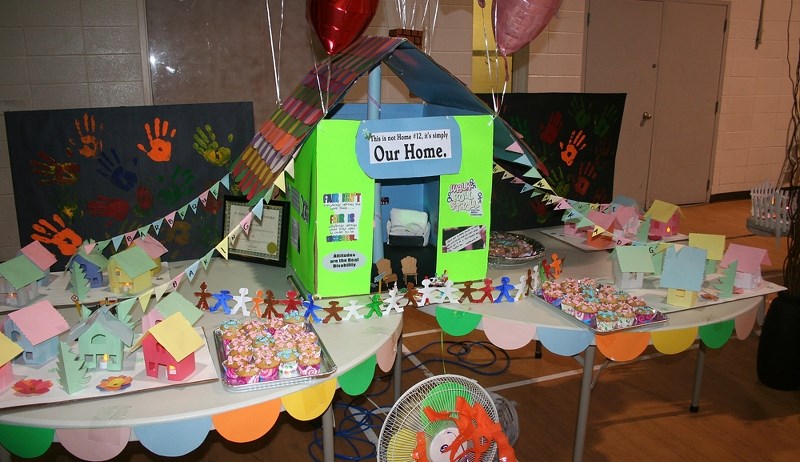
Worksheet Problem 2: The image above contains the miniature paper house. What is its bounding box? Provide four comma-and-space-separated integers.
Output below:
267, 36, 537, 297
688, 233, 726, 274
610, 205, 642, 238
131, 235, 168, 275
0, 332, 23, 392
612, 245, 656, 289
645, 200, 682, 238
659, 245, 708, 308
19, 240, 57, 285
584, 210, 620, 249
562, 202, 594, 236
3, 300, 69, 365
138, 313, 204, 381
720, 243, 771, 290
142, 291, 203, 331
67, 308, 134, 371
107, 246, 157, 294
70, 248, 109, 288
0, 254, 45, 307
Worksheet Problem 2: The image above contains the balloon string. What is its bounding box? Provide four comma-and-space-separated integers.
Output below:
480, 4, 498, 115
307, 26, 327, 115
425, 0, 440, 54
264, 0, 284, 106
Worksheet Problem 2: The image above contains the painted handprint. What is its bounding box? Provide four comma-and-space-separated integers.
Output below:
67, 113, 103, 158
134, 184, 154, 216
569, 97, 591, 129
507, 116, 531, 142
31, 214, 83, 256
593, 104, 619, 138
539, 111, 563, 145
559, 129, 587, 166
573, 162, 598, 196
30, 151, 80, 186
157, 166, 195, 205
97, 149, 138, 192
87, 196, 130, 222
548, 166, 571, 198
193, 124, 233, 166
137, 117, 176, 162
166, 221, 192, 247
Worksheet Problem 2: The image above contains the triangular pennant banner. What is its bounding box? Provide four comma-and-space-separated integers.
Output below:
83, 242, 96, 254
152, 218, 164, 235
493, 164, 505, 174
169, 273, 183, 292
177, 205, 188, 219
201, 250, 214, 270
221, 173, 230, 190
252, 199, 265, 220
209, 181, 221, 199
138, 225, 150, 237
111, 235, 124, 251
199, 190, 210, 206
523, 167, 542, 179
184, 261, 200, 282
533, 179, 554, 192
215, 239, 229, 260
514, 154, 533, 167
520, 183, 534, 193
188, 198, 199, 214
554, 199, 571, 210
501, 171, 514, 180
95, 240, 110, 253
117, 297, 137, 317
592, 225, 606, 237
153, 282, 171, 303
138, 289, 154, 312
274, 172, 286, 192
124, 231, 137, 246
510, 177, 525, 185
240, 213, 254, 236
165, 211, 177, 228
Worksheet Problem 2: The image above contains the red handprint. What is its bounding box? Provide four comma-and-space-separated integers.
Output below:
68, 113, 103, 158
135, 185, 154, 213
573, 162, 598, 196
539, 111, 563, 145
31, 214, 83, 256
559, 129, 587, 166
87, 196, 130, 221
30, 152, 80, 185
137, 117, 176, 162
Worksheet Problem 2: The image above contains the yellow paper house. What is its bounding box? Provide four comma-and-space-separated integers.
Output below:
107, 246, 157, 295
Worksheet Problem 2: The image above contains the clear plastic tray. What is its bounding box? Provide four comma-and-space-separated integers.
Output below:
532, 294, 669, 334
213, 323, 337, 392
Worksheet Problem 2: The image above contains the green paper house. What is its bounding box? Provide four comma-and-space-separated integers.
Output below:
234, 36, 541, 298
0, 254, 45, 307
107, 246, 157, 295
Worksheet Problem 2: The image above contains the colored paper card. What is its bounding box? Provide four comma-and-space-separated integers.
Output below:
221, 172, 230, 190
240, 212, 254, 236
523, 166, 541, 179
138, 289, 154, 312
212, 399, 280, 443
165, 211, 177, 227
209, 181, 221, 198
595, 332, 650, 362
184, 261, 201, 282
274, 171, 286, 192
152, 282, 170, 304
660, 245, 707, 292
376, 334, 399, 372
282, 379, 336, 421
339, 355, 377, 396
116, 297, 138, 322
177, 204, 189, 219
148, 313, 204, 362
506, 141, 523, 154
482, 317, 536, 350
188, 198, 199, 214
435, 306, 482, 337
0, 424, 54, 458
199, 190, 209, 206
138, 225, 151, 237
20, 241, 57, 270
645, 199, 680, 222
7, 300, 69, 345
156, 291, 203, 325
699, 320, 735, 349
514, 153, 532, 166
0, 332, 23, 365
200, 250, 214, 270
688, 233, 726, 260
95, 239, 111, 253
536, 326, 594, 357
152, 218, 164, 235
56, 427, 130, 461
252, 198, 265, 220
135, 417, 212, 457
124, 230, 137, 245
215, 239, 229, 260
56, 341, 90, 394
82, 242, 96, 254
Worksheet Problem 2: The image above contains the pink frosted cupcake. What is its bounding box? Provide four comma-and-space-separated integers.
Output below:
234, 363, 260, 385
254, 350, 280, 382
223, 355, 248, 383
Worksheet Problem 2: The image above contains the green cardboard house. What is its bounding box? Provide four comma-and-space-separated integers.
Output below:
231, 36, 544, 298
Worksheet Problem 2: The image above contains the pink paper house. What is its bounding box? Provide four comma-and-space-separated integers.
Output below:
3, 300, 69, 365
0, 332, 24, 392
720, 243, 771, 290
611, 205, 641, 237
645, 200, 682, 239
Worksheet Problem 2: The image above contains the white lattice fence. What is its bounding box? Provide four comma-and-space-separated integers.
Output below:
748, 180, 792, 244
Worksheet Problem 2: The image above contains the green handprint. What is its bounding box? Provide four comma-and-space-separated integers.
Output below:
507, 115, 531, 142
157, 166, 195, 205
593, 104, 619, 138
548, 166, 571, 198
192, 124, 233, 167
569, 97, 591, 129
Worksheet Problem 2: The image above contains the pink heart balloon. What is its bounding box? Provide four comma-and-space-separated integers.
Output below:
306, 0, 379, 56
493, 0, 560, 57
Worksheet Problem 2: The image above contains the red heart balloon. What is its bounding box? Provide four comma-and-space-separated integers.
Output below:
306, 0, 379, 56
493, 0, 560, 57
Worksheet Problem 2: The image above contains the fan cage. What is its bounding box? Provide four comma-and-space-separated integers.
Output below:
378, 374, 501, 462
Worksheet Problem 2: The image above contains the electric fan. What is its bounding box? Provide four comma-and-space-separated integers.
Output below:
377, 374, 516, 462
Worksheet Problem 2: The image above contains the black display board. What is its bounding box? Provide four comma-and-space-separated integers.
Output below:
5, 102, 254, 268
479, 93, 626, 231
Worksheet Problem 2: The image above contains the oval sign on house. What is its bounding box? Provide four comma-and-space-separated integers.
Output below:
356, 116, 462, 179
322, 250, 367, 272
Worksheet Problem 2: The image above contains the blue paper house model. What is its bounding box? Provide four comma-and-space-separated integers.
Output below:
660, 245, 708, 308
3, 300, 69, 365
70, 249, 109, 289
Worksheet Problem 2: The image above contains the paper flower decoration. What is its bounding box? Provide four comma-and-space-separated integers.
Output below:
13, 379, 54, 395
96, 375, 133, 392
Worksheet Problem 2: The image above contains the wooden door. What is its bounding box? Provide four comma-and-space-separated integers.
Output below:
584, 0, 727, 206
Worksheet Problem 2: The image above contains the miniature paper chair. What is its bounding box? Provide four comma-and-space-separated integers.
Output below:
376, 258, 398, 293
401, 256, 418, 286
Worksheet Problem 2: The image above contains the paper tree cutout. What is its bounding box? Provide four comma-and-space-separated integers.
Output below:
56, 341, 90, 395
69, 262, 91, 303
636, 216, 651, 243
115, 298, 137, 328
714, 259, 737, 298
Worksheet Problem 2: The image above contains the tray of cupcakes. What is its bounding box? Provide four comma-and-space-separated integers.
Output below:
535, 278, 668, 333
213, 313, 337, 392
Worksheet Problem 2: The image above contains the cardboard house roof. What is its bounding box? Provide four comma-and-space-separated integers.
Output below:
6, 300, 69, 346
67, 307, 135, 347
0, 254, 45, 290
231, 35, 542, 200
132, 235, 168, 259
69, 248, 109, 270
155, 291, 203, 325
721, 243, 771, 274
612, 245, 656, 273
109, 246, 158, 278
20, 240, 57, 272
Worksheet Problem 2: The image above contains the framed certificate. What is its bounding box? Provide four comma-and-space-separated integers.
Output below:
223, 196, 289, 267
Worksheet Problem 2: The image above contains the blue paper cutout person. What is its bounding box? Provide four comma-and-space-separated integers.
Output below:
493, 276, 515, 303
302, 295, 323, 323
365, 294, 384, 319
210, 289, 234, 314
